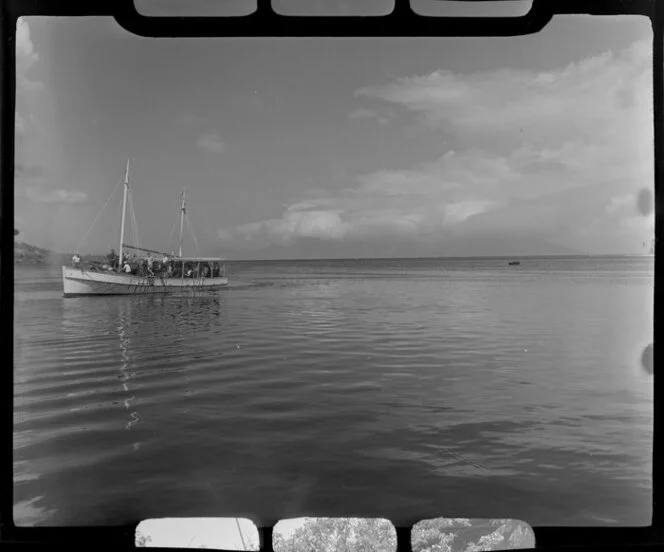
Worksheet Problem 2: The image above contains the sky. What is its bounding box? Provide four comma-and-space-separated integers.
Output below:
14, 7, 655, 259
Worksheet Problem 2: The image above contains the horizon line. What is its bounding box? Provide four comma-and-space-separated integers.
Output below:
222, 253, 654, 262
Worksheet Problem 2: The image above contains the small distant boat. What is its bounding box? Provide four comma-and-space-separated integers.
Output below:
508, 261, 521, 266
62, 160, 229, 297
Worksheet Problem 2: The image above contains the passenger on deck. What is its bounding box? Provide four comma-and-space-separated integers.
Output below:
202, 265, 209, 278
72, 253, 81, 267
123, 262, 132, 273
107, 249, 118, 269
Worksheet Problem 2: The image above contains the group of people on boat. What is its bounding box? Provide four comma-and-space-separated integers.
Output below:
72, 249, 223, 279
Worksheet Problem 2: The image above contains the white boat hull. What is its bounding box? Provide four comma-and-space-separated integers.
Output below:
62, 266, 229, 297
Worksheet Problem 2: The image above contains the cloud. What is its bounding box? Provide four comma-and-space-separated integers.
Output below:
348, 107, 390, 124
219, 39, 653, 254
16, 18, 37, 63
16, 18, 42, 91
217, 151, 507, 246
15, 18, 41, 160
197, 132, 225, 154
226, 210, 351, 244
355, 40, 651, 150
23, 186, 89, 205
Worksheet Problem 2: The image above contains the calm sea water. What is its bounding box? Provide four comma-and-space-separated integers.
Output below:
13, 256, 654, 528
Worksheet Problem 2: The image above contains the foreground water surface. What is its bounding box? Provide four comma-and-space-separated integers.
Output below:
13, 256, 654, 527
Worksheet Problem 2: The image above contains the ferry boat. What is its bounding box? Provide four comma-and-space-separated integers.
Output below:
62, 160, 229, 297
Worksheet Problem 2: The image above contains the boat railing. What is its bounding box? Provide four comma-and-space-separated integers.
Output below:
171, 258, 227, 280
72, 253, 227, 280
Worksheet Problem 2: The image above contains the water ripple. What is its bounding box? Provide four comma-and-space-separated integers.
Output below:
13, 257, 653, 527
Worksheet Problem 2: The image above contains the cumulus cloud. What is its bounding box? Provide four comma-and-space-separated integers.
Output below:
16, 18, 42, 91
197, 132, 225, 154
24, 186, 88, 205
233, 210, 350, 243
348, 107, 391, 124
219, 39, 653, 253
355, 40, 651, 148
217, 154, 506, 246
15, 18, 41, 169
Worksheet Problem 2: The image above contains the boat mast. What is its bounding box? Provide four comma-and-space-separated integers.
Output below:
178, 188, 186, 258
119, 158, 130, 267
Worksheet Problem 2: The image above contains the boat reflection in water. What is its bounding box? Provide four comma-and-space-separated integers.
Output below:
117, 301, 141, 448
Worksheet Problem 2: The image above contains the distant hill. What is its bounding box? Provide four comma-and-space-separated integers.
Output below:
14, 240, 134, 266
14, 241, 71, 266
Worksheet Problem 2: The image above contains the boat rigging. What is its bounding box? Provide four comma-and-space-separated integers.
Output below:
62, 159, 229, 297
